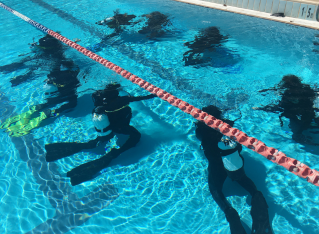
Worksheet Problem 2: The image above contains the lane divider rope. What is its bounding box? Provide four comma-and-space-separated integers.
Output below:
1, 2, 318, 187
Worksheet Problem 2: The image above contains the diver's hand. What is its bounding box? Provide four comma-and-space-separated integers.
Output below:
252, 107, 259, 110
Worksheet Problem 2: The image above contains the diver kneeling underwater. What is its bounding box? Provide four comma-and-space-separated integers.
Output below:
0, 60, 80, 137
45, 83, 157, 186
195, 105, 273, 234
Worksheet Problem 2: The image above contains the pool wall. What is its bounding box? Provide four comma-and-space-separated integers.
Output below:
175, 0, 319, 29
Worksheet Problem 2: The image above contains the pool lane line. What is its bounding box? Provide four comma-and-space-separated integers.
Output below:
27, 0, 234, 109
0, 90, 119, 233
1, 2, 318, 188
174, 0, 319, 30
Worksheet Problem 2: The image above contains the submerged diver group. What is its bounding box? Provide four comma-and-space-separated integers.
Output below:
2, 9, 319, 234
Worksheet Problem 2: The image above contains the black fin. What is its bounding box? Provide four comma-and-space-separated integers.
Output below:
45, 136, 112, 162
45, 142, 87, 162
225, 207, 247, 234
66, 149, 119, 186
251, 191, 273, 234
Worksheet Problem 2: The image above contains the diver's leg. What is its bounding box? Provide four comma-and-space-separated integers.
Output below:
10, 70, 35, 87
0, 61, 26, 73
289, 118, 312, 144
231, 168, 272, 234
208, 163, 247, 234
35, 92, 78, 116
53, 94, 78, 114
233, 171, 258, 196
113, 125, 141, 155
250, 191, 273, 234
46, 134, 114, 162
66, 125, 140, 185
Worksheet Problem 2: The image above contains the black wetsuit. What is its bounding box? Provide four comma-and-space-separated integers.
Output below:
197, 120, 258, 207
0, 34, 65, 87
102, 94, 155, 154
183, 27, 228, 67
138, 11, 172, 39
196, 118, 272, 234
258, 83, 318, 144
46, 91, 156, 186
36, 66, 80, 114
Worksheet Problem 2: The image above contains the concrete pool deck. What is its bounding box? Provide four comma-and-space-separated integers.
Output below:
174, 0, 319, 30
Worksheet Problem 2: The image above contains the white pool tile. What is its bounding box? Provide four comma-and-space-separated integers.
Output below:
237, 0, 243, 7
271, 0, 280, 13
242, 0, 249, 8
265, 0, 273, 13
259, 0, 267, 12
231, 0, 238, 6
291, 2, 301, 18
277, 1, 286, 13
248, 0, 255, 9
305, 4, 316, 20
253, 0, 261, 11
284, 1, 293, 17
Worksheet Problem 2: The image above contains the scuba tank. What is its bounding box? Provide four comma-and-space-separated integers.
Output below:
92, 106, 112, 136
43, 83, 58, 93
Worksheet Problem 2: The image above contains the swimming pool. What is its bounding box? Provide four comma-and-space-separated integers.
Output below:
0, 0, 319, 233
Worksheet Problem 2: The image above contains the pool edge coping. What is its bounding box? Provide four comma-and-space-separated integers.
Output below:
174, 0, 319, 30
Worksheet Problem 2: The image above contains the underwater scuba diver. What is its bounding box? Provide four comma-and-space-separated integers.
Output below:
89, 10, 137, 52
0, 34, 65, 87
89, 10, 172, 52
45, 83, 157, 186
195, 105, 273, 234
0, 60, 81, 137
183, 26, 238, 68
254, 75, 319, 145
96, 9, 136, 32
138, 11, 173, 39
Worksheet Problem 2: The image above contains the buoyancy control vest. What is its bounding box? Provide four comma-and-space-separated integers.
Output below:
218, 136, 243, 171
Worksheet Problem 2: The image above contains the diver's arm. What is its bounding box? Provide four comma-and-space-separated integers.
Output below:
253, 104, 282, 113
258, 87, 279, 93
128, 94, 157, 102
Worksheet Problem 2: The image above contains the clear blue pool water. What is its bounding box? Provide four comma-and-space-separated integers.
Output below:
0, 0, 319, 233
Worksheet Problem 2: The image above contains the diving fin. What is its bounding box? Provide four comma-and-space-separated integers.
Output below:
67, 149, 120, 186
0, 107, 37, 129
6, 109, 51, 137
251, 191, 273, 234
45, 135, 114, 162
46, 141, 96, 162
225, 207, 247, 234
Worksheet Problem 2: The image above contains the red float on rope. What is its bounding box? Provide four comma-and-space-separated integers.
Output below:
45, 30, 319, 187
